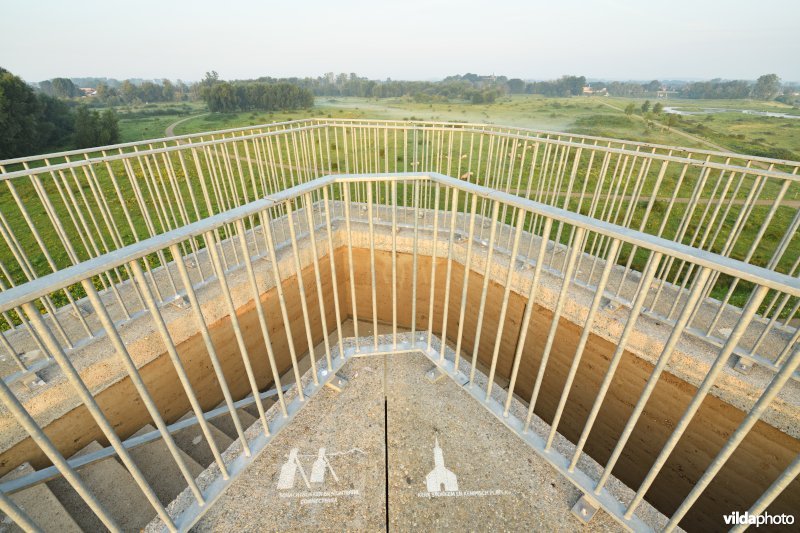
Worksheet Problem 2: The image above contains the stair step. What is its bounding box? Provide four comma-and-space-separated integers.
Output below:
127, 425, 204, 505
209, 405, 258, 440
47, 441, 153, 532
0, 463, 81, 533
241, 397, 275, 419
173, 412, 234, 468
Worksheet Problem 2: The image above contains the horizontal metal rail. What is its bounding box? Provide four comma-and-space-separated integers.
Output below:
316, 117, 800, 167
5, 116, 799, 170
0, 119, 317, 167
2, 125, 798, 184
0, 124, 327, 181
0, 173, 796, 316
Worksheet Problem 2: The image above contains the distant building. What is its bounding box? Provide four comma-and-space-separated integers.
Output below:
79, 87, 97, 97
426, 438, 458, 493
582, 86, 608, 96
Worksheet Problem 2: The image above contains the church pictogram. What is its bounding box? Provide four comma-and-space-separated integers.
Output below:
425, 438, 459, 493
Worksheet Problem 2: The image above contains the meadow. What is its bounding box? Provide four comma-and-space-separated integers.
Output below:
0, 94, 797, 327
157, 94, 800, 158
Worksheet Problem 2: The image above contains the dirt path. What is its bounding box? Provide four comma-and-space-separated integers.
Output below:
165, 113, 208, 138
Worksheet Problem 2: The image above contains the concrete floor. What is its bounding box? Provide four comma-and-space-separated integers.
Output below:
193, 352, 620, 532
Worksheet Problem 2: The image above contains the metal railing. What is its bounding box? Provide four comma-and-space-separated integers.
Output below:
0, 121, 798, 380
0, 168, 797, 531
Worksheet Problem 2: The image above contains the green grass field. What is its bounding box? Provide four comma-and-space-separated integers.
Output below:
590, 97, 800, 160
1, 94, 797, 328
138, 94, 800, 160
116, 101, 206, 143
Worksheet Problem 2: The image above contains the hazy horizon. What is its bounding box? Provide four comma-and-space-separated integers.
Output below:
2, 0, 799, 83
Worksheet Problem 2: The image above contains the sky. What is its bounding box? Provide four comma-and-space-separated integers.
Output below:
2, 0, 798, 83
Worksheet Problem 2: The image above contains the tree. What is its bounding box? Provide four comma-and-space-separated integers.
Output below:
624, 103, 636, 115
665, 114, 679, 128
201, 80, 313, 112
645, 80, 661, 92
161, 79, 175, 101
0, 67, 44, 156
683, 79, 751, 99
653, 102, 663, 114
753, 74, 781, 100
119, 80, 137, 103
73, 106, 119, 148
37, 95, 74, 148
50, 77, 79, 98
507, 78, 526, 94
98, 109, 120, 146
95, 82, 119, 104
73, 106, 99, 148
641, 100, 651, 113
201, 71, 219, 90
38, 79, 54, 96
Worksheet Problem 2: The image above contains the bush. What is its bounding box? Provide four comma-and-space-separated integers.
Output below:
573, 114, 633, 128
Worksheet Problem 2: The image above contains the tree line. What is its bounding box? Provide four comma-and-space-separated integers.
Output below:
96, 79, 190, 105
37, 76, 191, 105
0, 67, 119, 158
679, 74, 783, 100
198, 72, 314, 112
246, 72, 586, 101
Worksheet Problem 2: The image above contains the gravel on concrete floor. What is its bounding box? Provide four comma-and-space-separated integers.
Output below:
193, 351, 622, 532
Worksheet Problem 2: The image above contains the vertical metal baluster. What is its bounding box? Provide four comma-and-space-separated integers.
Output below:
282, 203, 320, 384
367, 183, 379, 350
426, 184, 442, 350
130, 259, 232, 475
411, 180, 421, 341
523, 227, 586, 433
453, 194, 479, 370
439, 188, 460, 362
302, 192, 333, 370
342, 182, 360, 350
0, 378, 121, 532
665, 342, 800, 532
22, 302, 177, 531
568, 252, 662, 471
391, 179, 398, 348
261, 209, 306, 400
545, 239, 620, 449
625, 284, 769, 519
595, 267, 712, 493
469, 200, 501, 383
81, 278, 205, 504
504, 217, 553, 416
0, 488, 42, 533
169, 243, 253, 452
233, 218, 289, 418
321, 186, 345, 357
485, 209, 527, 399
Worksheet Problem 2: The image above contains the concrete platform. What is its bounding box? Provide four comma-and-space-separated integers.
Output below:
193, 353, 386, 532
193, 352, 620, 531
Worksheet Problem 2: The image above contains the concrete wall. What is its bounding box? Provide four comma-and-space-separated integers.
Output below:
347, 248, 799, 532
0, 253, 344, 476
